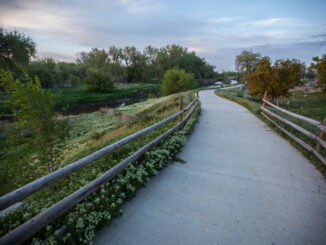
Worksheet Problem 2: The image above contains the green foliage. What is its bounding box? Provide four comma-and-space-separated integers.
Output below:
85, 69, 114, 93
56, 62, 85, 83
78, 48, 109, 71
27, 60, 85, 88
0, 28, 36, 78
69, 74, 82, 88
27, 58, 59, 88
51, 84, 160, 110
0, 70, 67, 173
235, 50, 262, 74
76, 44, 216, 84
310, 54, 326, 93
161, 68, 197, 95
247, 58, 304, 98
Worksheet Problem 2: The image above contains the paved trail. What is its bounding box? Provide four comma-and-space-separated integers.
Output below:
94, 90, 326, 245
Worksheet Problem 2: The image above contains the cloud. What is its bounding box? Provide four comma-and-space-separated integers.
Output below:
240, 18, 294, 27
311, 33, 326, 39
117, 0, 164, 14
0, 0, 84, 38
0, 0, 325, 71
204, 40, 325, 71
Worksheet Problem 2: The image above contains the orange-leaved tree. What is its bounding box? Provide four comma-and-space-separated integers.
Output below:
247, 58, 304, 98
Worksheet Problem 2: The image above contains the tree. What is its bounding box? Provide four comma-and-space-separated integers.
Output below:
0, 70, 67, 173
0, 28, 36, 77
235, 50, 262, 76
69, 74, 82, 88
161, 68, 197, 95
56, 62, 83, 84
85, 69, 114, 92
78, 48, 109, 71
144, 45, 159, 81
310, 54, 326, 93
247, 58, 274, 95
247, 58, 303, 98
27, 58, 59, 88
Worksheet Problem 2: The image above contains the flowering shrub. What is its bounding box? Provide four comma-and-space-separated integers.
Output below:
0, 103, 200, 245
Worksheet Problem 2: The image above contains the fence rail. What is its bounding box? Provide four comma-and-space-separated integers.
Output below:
261, 93, 326, 166
0, 93, 200, 245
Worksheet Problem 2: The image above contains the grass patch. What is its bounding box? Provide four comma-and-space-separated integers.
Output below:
215, 88, 326, 176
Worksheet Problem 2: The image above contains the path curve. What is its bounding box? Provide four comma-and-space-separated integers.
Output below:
94, 90, 326, 245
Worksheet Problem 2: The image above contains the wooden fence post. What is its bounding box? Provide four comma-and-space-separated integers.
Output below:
179, 97, 183, 122
317, 118, 326, 152
263, 91, 268, 107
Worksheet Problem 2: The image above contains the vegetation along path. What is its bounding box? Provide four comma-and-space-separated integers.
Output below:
94, 90, 326, 245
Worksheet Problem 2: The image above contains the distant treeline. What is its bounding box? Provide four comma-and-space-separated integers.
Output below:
31, 45, 217, 88
0, 28, 217, 88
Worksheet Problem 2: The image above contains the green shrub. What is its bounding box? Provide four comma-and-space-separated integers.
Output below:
69, 74, 81, 88
161, 68, 197, 96
85, 69, 114, 93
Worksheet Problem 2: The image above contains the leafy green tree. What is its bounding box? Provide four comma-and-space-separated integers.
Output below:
108, 46, 124, 79
0, 70, 67, 173
161, 68, 197, 95
56, 62, 83, 84
159, 45, 216, 81
144, 45, 159, 79
85, 69, 114, 92
0, 28, 36, 77
310, 54, 326, 93
69, 74, 82, 88
78, 48, 109, 71
247, 58, 304, 98
235, 50, 262, 77
27, 58, 59, 88
216, 72, 228, 82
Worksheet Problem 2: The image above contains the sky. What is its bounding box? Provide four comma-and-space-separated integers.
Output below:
0, 0, 325, 71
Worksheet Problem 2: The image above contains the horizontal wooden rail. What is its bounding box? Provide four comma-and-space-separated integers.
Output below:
261, 107, 326, 150
0, 100, 200, 245
262, 99, 326, 133
261, 112, 326, 166
261, 91, 325, 166
0, 98, 198, 211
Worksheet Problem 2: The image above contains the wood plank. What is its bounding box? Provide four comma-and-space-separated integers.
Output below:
261, 107, 326, 150
261, 112, 326, 166
262, 99, 326, 133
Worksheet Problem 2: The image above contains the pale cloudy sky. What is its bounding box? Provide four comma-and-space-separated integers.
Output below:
0, 0, 325, 71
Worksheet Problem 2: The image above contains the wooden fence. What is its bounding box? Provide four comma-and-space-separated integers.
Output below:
260, 91, 326, 166
0, 92, 200, 245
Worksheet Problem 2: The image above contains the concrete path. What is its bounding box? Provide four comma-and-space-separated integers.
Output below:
94, 90, 326, 245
